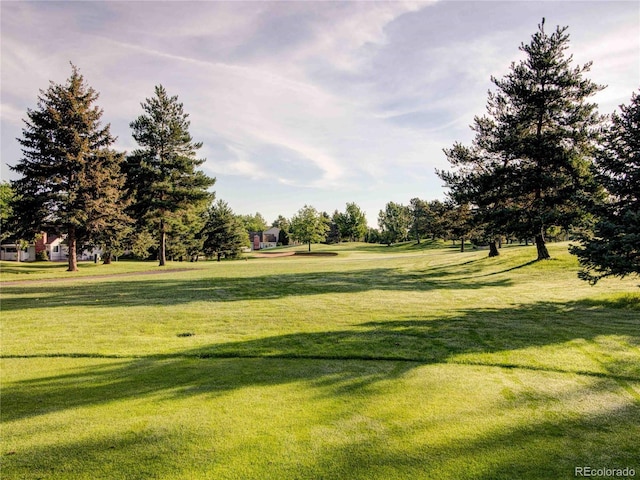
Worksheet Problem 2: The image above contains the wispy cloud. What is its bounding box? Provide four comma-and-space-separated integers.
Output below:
2, 0, 638, 224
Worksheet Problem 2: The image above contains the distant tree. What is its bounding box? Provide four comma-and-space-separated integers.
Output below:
426, 200, 449, 241
166, 204, 207, 262
290, 205, 330, 251
438, 20, 604, 261
365, 228, 382, 244
130, 230, 156, 260
444, 201, 474, 252
570, 91, 640, 284
325, 211, 341, 244
126, 85, 215, 266
272, 215, 290, 245
378, 202, 410, 245
240, 212, 268, 234
334, 202, 368, 242
202, 200, 247, 261
11, 64, 127, 271
0, 182, 15, 242
409, 198, 429, 243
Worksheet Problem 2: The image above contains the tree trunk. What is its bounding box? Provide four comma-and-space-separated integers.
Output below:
67, 226, 78, 272
488, 239, 500, 257
460, 237, 465, 253
308, 241, 311, 252
217, 252, 222, 262
535, 233, 551, 260
159, 222, 166, 266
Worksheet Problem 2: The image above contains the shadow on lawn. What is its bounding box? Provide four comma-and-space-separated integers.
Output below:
3, 297, 639, 478
3, 359, 639, 479
4, 372, 638, 480
0, 266, 513, 311
3, 298, 639, 424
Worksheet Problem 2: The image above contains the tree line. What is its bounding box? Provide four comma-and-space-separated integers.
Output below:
2, 19, 638, 284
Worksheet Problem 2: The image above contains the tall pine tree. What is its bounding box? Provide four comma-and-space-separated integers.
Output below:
126, 85, 215, 266
570, 90, 640, 283
12, 65, 128, 271
438, 20, 604, 260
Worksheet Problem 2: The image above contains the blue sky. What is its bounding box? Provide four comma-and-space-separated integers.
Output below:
1, 1, 638, 226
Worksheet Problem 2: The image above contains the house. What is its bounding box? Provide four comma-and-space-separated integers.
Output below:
0, 231, 101, 262
249, 227, 281, 250
0, 243, 35, 261
35, 232, 68, 261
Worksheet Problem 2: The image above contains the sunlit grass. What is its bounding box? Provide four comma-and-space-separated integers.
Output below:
1, 241, 639, 479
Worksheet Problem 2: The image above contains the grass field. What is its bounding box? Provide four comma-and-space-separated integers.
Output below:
1, 241, 639, 479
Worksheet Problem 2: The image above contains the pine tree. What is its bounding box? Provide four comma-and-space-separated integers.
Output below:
438, 20, 604, 260
11, 65, 127, 271
126, 85, 215, 266
570, 91, 640, 283
202, 200, 247, 261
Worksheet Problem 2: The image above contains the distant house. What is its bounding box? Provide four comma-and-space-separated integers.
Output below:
0, 243, 34, 261
249, 227, 281, 250
36, 232, 68, 261
0, 231, 101, 262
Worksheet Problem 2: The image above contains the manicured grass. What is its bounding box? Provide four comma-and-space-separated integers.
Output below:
1, 242, 639, 479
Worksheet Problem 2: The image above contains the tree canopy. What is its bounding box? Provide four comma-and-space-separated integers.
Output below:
438, 20, 604, 261
378, 202, 410, 245
570, 90, 640, 283
126, 85, 215, 266
290, 205, 329, 251
11, 64, 127, 271
202, 200, 248, 261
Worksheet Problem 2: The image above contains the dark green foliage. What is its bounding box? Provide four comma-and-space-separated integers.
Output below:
333, 202, 368, 242
202, 200, 247, 261
438, 20, 604, 260
272, 215, 290, 246
126, 85, 215, 266
11, 65, 127, 271
444, 201, 475, 252
571, 91, 640, 284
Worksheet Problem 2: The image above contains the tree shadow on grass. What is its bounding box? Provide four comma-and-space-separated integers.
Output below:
3, 298, 639, 478
0, 266, 514, 312
3, 359, 638, 480
3, 297, 639, 425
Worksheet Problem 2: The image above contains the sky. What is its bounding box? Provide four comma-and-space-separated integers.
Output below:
1, 1, 638, 226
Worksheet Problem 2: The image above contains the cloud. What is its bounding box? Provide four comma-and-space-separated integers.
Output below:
2, 0, 638, 223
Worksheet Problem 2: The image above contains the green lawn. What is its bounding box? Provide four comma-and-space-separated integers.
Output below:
1, 242, 639, 479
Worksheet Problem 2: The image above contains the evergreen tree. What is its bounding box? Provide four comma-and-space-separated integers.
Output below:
570, 91, 640, 284
126, 85, 215, 266
438, 20, 604, 260
272, 215, 290, 245
290, 205, 330, 251
11, 65, 127, 271
202, 200, 247, 261
443, 201, 474, 252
